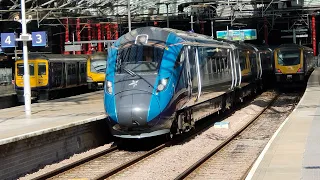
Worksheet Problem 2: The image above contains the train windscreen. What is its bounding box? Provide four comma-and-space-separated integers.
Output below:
17, 63, 35, 76
91, 59, 106, 73
38, 63, 46, 75
116, 44, 164, 73
277, 50, 300, 66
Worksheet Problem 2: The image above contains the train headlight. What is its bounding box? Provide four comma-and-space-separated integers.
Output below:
105, 80, 113, 94
157, 78, 168, 92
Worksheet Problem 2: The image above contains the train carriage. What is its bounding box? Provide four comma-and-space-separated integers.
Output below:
87, 52, 107, 90
104, 27, 269, 138
273, 44, 315, 84
15, 54, 88, 102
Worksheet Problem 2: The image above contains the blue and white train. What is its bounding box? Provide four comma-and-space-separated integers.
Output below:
104, 27, 273, 138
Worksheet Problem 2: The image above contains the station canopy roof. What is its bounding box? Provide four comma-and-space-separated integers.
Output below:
0, 0, 319, 23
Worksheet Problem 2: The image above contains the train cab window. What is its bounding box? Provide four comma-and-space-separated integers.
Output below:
117, 44, 164, 73
91, 59, 106, 73
277, 50, 300, 66
17, 63, 34, 76
38, 63, 46, 75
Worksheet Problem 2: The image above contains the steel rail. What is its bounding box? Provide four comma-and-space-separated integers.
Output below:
174, 94, 279, 180
33, 145, 118, 180
95, 143, 167, 180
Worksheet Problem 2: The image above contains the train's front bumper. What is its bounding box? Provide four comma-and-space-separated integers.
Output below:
15, 89, 39, 102
275, 73, 305, 82
107, 116, 173, 139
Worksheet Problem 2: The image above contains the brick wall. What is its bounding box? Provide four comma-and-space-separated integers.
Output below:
0, 119, 111, 180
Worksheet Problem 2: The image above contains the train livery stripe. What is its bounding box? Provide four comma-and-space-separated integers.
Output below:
104, 47, 118, 123
147, 33, 184, 122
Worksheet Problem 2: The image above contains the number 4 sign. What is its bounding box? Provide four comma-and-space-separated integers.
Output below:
31, 31, 47, 47
1, 33, 16, 48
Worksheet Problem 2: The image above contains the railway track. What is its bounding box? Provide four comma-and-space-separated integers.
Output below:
174, 92, 301, 180
30, 91, 281, 180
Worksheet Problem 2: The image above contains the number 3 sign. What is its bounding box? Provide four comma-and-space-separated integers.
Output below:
31, 31, 47, 47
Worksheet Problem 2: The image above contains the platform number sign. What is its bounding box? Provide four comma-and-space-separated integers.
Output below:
1, 33, 15, 48
32, 31, 47, 47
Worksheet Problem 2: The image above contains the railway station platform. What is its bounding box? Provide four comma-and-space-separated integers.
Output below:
0, 84, 17, 109
0, 91, 109, 180
0, 90, 106, 145
246, 68, 320, 180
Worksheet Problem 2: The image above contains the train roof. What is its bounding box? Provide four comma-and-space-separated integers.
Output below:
114, 26, 232, 49
90, 52, 107, 60
17, 54, 89, 61
275, 44, 313, 51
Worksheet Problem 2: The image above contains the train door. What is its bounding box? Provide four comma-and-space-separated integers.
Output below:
76, 62, 80, 85
36, 61, 48, 87
184, 46, 192, 98
187, 46, 201, 101
50, 62, 63, 88
66, 63, 72, 86
26, 62, 36, 88
79, 62, 86, 85
249, 51, 258, 80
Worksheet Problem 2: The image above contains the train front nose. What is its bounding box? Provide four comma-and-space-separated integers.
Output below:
115, 91, 160, 128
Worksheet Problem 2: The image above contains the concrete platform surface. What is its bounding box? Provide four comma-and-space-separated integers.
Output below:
246, 68, 320, 180
0, 90, 106, 145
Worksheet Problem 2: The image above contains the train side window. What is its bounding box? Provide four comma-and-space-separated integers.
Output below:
80, 63, 85, 73
72, 64, 76, 74
208, 58, 213, 74
38, 63, 46, 75
213, 58, 217, 73
249, 53, 255, 68
239, 53, 246, 70
29, 64, 34, 76
222, 57, 226, 72
67, 64, 72, 74
174, 49, 185, 69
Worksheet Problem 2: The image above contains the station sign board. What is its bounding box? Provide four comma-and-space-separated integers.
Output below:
1, 33, 16, 48
31, 31, 47, 47
216, 29, 257, 41
1, 31, 47, 48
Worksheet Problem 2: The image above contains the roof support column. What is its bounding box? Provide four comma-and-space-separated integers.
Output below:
87, 20, 92, 55
76, 18, 81, 54
64, 18, 70, 55
264, 17, 268, 45
127, 0, 131, 32
166, 3, 169, 28
312, 14, 316, 56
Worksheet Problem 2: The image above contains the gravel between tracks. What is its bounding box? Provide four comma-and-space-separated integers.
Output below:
108, 91, 278, 180
18, 143, 113, 180
185, 93, 300, 180
50, 150, 146, 179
